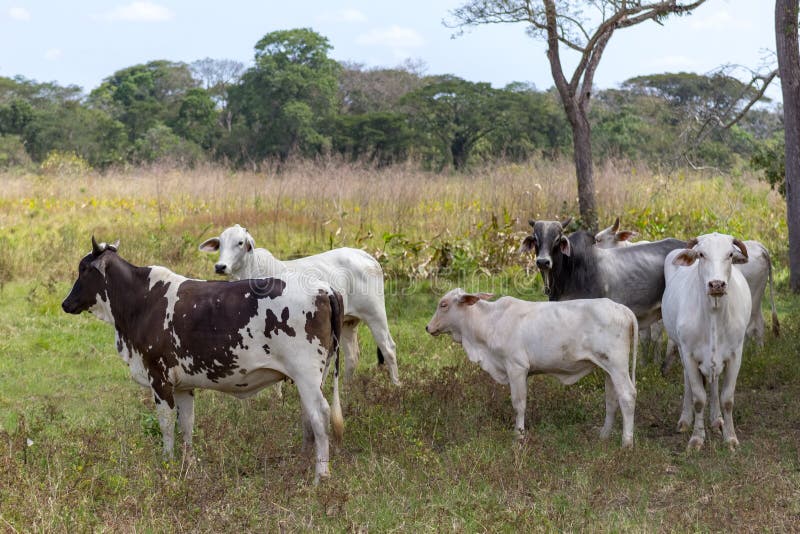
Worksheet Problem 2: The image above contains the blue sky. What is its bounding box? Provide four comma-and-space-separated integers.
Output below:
0, 0, 779, 100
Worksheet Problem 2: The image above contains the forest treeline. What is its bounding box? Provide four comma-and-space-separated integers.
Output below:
0, 28, 783, 174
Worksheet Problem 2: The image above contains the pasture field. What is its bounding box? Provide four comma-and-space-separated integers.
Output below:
0, 161, 799, 531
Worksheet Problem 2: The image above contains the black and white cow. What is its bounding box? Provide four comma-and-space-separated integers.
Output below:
62, 237, 344, 483
520, 218, 686, 329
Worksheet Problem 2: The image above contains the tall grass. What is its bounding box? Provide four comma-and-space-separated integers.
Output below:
0, 159, 795, 531
0, 158, 786, 284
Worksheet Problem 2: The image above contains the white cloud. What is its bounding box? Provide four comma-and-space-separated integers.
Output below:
8, 7, 31, 21
44, 48, 63, 61
356, 26, 425, 49
316, 8, 367, 24
96, 1, 174, 22
689, 9, 751, 31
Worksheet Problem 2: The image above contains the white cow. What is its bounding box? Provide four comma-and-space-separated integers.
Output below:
425, 289, 638, 447
597, 218, 779, 347
594, 217, 644, 248
200, 224, 400, 386
662, 233, 751, 451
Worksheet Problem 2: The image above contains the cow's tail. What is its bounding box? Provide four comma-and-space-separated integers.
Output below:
630, 313, 638, 390
766, 249, 780, 337
329, 290, 344, 446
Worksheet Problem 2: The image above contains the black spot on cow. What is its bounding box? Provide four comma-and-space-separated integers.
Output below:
304, 290, 334, 352
171, 278, 287, 383
236, 383, 248, 388
264, 306, 296, 339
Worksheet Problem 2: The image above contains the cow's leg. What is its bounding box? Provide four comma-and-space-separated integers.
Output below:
708, 373, 723, 433
684, 359, 707, 451
300, 409, 315, 457
155, 395, 177, 460
174, 389, 195, 456
661, 338, 679, 376
606, 368, 636, 448
340, 318, 360, 383
677, 356, 694, 432
600, 374, 618, 440
720, 352, 742, 449
508, 371, 528, 441
295, 377, 332, 484
364, 310, 400, 386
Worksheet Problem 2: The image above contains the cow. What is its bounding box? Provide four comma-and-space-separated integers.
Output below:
594, 216, 642, 248
519, 218, 686, 330
596, 218, 780, 348
425, 289, 638, 448
199, 224, 400, 387
661, 233, 751, 451
62, 237, 344, 483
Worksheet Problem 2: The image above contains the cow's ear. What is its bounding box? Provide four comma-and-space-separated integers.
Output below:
199, 237, 220, 252
519, 235, 536, 254
616, 230, 637, 242
91, 256, 109, 276
672, 249, 698, 266
476, 292, 494, 301
458, 293, 484, 306
559, 235, 571, 257
245, 236, 255, 252
732, 238, 748, 264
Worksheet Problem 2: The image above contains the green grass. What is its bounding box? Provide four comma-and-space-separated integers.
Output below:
1, 162, 799, 531
1, 277, 799, 531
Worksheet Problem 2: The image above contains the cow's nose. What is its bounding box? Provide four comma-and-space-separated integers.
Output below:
708, 280, 727, 294
425, 325, 430, 334
536, 258, 551, 269
215, 264, 227, 274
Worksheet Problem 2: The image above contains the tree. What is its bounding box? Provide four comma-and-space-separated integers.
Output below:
190, 58, 245, 131
172, 88, 218, 148
338, 60, 426, 114
89, 60, 197, 141
776, 0, 800, 291
450, 0, 708, 229
401, 76, 509, 169
228, 28, 341, 162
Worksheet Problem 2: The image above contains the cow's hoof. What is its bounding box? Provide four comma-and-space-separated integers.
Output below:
725, 437, 740, 451
621, 437, 634, 449
687, 436, 704, 451
677, 419, 691, 433
711, 417, 723, 433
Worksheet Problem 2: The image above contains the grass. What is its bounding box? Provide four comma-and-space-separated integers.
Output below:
0, 160, 798, 531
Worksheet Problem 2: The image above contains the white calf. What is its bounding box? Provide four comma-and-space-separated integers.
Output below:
200, 225, 400, 386
662, 233, 751, 451
426, 290, 638, 447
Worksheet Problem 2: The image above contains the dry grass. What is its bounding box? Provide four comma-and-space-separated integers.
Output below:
0, 159, 796, 532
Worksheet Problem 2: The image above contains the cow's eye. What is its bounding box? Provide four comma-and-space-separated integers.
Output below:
698, 252, 705, 259
439, 302, 448, 309
729, 252, 734, 258
237, 241, 243, 246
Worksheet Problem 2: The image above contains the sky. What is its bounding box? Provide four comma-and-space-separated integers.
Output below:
0, 0, 780, 101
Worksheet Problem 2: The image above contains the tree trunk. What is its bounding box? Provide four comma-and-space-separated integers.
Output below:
571, 110, 598, 231
776, 0, 800, 292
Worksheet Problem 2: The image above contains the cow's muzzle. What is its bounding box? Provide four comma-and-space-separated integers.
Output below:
536, 258, 552, 270
61, 299, 80, 314
707, 280, 727, 296
425, 324, 440, 336
215, 263, 227, 275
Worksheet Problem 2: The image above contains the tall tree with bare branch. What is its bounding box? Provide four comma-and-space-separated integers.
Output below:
776, 0, 800, 291
449, 0, 708, 229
